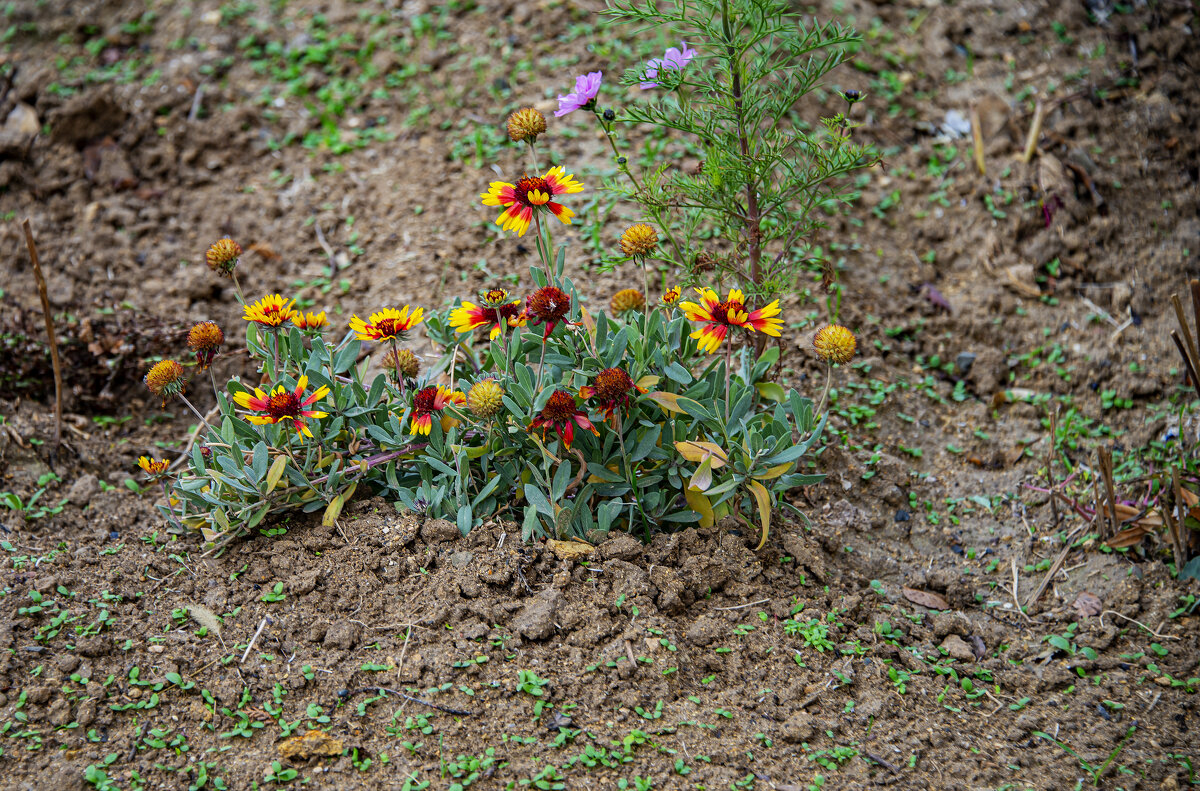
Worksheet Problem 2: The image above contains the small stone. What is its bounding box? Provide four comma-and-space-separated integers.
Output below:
780, 711, 817, 744
450, 551, 474, 569
512, 588, 561, 641
954, 352, 976, 374
279, 730, 344, 761
323, 621, 361, 650
5, 103, 40, 136
67, 474, 100, 506
420, 518, 460, 543
894, 510, 910, 522
547, 539, 594, 562
148, 645, 165, 654
599, 532, 642, 562
939, 634, 975, 662
76, 699, 97, 727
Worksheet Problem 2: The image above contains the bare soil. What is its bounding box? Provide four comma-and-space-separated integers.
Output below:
0, 0, 1198, 789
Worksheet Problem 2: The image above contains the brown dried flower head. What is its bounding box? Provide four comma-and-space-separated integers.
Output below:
187, 321, 224, 370
145, 359, 186, 404
506, 107, 547, 144
381, 348, 420, 379
205, 237, 242, 277
620, 223, 658, 258
610, 288, 645, 315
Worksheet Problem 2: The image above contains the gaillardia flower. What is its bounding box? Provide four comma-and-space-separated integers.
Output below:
481, 166, 583, 237
526, 286, 574, 339
409, 385, 465, 436
661, 286, 681, 307
610, 288, 645, 315
679, 287, 783, 354
640, 42, 697, 89
580, 367, 645, 422
555, 71, 602, 117
506, 107, 547, 144
233, 375, 330, 438
187, 322, 224, 370
137, 456, 170, 477
349, 306, 424, 343
206, 237, 242, 277
467, 378, 505, 418
813, 324, 857, 365
292, 311, 327, 331
449, 296, 526, 340
620, 223, 658, 258
145, 360, 186, 405
244, 294, 298, 329
530, 390, 598, 449
381, 348, 420, 379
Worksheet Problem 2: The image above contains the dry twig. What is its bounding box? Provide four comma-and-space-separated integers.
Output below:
22, 219, 64, 454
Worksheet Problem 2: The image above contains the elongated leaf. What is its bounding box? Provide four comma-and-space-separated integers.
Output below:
748, 480, 771, 551
457, 504, 473, 537
251, 442, 268, 482
551, 460, 572, 501
675, 440, 728, 467
684, 488, 715, 528
631, 424, 662, 462
753, 462, 793, 481
263, 455, 287, 492
755, 381, 786, 403
688, 455, 714, 492
647, 391, 685, 414
524, 483, 554, 518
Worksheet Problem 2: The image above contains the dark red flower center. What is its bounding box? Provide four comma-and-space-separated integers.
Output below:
266, 391, 302, 419
515, 176, 551, 205
710, 300, 746, 325
593, 368, 634, 403
527, 287, 571, 323
375, 318, 402, 336
412, 386, 438, 413
540, 390, 578, 424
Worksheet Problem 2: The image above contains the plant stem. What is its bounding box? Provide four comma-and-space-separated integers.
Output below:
208, 367, 221, 404
535, 338, 547, 393
594, 108, 688, 267
814, 363, 833, 418
722, 0, 761, 290
390, 339, 405, 398
724, 337, 733, 423
533, 212, 554, 286
177, 393, 213, 430
230, 271, 247, 306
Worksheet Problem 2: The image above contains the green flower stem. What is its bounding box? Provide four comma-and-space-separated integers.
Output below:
177, 392, 213, 430
390, 339, 405, 398
813, 363, 833, 419
593, 108, 688, 269
723, 338, 733, 423
230, 270, 247, 306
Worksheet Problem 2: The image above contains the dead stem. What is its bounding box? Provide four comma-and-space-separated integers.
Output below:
22, 219, 63, 454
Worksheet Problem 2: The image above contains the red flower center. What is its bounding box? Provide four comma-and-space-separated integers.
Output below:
527, 286, 571, 323
375, 318, 402, 336
711, 300, 746, 325
412, 386, 438, 413
515, 176, 551, 206
540, 390, 578, 423
266, 390, 302, 419
593, 368, 634, 402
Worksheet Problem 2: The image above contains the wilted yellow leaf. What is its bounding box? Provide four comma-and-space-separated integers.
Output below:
685, 488, 715, 528
266, 455, 288, 491
674, 440, 727, 467
748, 480, 771, 551
647, 391, 685, 414
753, 463, 792, 481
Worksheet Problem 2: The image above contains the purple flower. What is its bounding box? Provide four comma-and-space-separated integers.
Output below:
640, 42, 697, 89
554, 71, 603, 117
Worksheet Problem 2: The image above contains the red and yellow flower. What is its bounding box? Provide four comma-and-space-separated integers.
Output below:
233, 375, 330, 438
409, 385, 465, 436
244, 294, 298, 328
205, 237, 241, 277
137, 456, 170, 477
481, 166, 583, 237
349, 306, 424, 343
292, 311, 328, 331
678, 287, 783, 354
661, 286, 681, 307
525, 286, 574, 339
579, 367, 646, 423
449, 295, 526, 340
530, 389, 599, 450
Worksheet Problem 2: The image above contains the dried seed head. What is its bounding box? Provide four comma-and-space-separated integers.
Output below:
620, 223, 658, 258
813, 324, 857, 365
145, 359, 186, 404
467, 378, 505, 418
205, 237, 242, 277
381, 348, 420, 379
610, 288, 645, 315
187, 322, 224, 370
506, 107, 547, 144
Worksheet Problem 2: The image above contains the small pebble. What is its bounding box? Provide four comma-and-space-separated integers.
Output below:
894, 510, 910, 523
